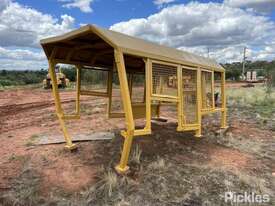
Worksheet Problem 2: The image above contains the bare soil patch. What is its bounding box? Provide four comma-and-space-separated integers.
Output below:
0, 86, 274, 205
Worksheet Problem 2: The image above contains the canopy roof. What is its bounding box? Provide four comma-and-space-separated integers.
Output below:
40, 24, 224, 72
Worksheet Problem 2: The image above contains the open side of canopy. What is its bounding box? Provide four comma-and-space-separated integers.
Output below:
40, 25, 227, 173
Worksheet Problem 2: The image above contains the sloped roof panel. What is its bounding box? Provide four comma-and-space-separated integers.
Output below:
40, 25, 224, 71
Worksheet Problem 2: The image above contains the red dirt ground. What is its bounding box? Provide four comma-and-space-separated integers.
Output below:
0, 87, 273, 196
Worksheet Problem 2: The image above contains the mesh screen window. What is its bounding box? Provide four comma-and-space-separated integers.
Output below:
80, 68, 108, 92
182, 69, 197, 124
152, 63, 178, 97
201, 71, 213, 109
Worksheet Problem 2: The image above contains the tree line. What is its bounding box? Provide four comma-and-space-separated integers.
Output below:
0, 60, 274, 87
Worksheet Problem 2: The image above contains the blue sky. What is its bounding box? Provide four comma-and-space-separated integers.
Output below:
16, 0, 160, 27
0, 0, 275, 70
17, 0, 275, 28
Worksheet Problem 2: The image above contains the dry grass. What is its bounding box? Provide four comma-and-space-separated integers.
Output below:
100, 170, 118, 197
227, 86, 275, 118
0, 161, 43, 206
1, 86, 274, 205
148, 157, 166, 171
130, 145, 142, 164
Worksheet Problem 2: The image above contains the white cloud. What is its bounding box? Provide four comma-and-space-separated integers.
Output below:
0, 0, 10, 13
0, 2, 75, 48
0, 47, 45, 61
110, 2, 275, 63
59, 0, 94, 13
224, 0, 275, 13
0, 47, 47, 70
154, 0, 176, 6
0, 1, 75, 70
0, 59, 47, 70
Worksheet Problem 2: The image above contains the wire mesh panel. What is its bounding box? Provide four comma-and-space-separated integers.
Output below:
129, 73, 145, 103
110, 72, 124, 113
201, 71, 213, 109
214, 72, 222, 108
182, 69, 197, 124
152, 63, 178, 97
80, 68, 108, 92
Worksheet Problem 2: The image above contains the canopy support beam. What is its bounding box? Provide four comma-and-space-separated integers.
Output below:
48, 48, 76, 150
114, 49, 135, 174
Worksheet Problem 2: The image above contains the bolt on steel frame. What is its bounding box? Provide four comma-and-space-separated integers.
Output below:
41, 25, 227, 173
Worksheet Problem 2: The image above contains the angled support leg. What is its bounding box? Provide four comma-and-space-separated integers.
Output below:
195, 68, 202, 137
48, 57, 76, 150
114, 49, 135, 174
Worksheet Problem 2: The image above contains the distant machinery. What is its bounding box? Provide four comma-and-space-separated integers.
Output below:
43, 65, 70, 89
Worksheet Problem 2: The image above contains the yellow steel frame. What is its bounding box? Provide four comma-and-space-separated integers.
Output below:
48, 49, 76, 150
195, 68, 202, 137
47, 46, 227, 173
221, 71, 227, 129
177, 66, 202, 134
113, 49, 135, 173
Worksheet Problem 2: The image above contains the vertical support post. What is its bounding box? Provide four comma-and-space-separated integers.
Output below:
114, 49, 135, 173
201, 71, 206, 109
128, 73, 133, 100
212, 71, 215, 109
75, 65, 81, 115
48, 54, 76, 149
107, 65, 113, 117
145, 58, 152, 131
177, 66, 183, 130
195, 68, 202, 137
221, 71, 227, 129
143, 79, 146, 103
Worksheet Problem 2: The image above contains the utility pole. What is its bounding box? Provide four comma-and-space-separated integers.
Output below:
242, 47, 247, 80
207, 47, 210, 58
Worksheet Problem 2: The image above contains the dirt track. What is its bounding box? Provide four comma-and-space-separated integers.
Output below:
0, 86, 274, 205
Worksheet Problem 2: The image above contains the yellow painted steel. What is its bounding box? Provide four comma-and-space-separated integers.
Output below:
41, 26, 228, 174
211, 71, 215, 110
145, 58, 152, 131
46, 49, 227, 173
48, 55, 76, 150
128, 73, 133, 99
178, 65, 200, 132
177, 65, 183, 131
221, 71, 227, 129
151, 95, 179, 102
114, 49, 135, 173
195, 68, 202, 137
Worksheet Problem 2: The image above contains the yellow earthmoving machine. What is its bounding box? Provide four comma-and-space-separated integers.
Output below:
43, 65, 69, 89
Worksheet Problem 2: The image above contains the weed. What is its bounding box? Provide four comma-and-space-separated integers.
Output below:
130, 145, 142, 164
148, 157, 166, 171
0, 159, 44, 206
25, 134, 40, 147
101, 170, 118, 197
8, 154, 26, 162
